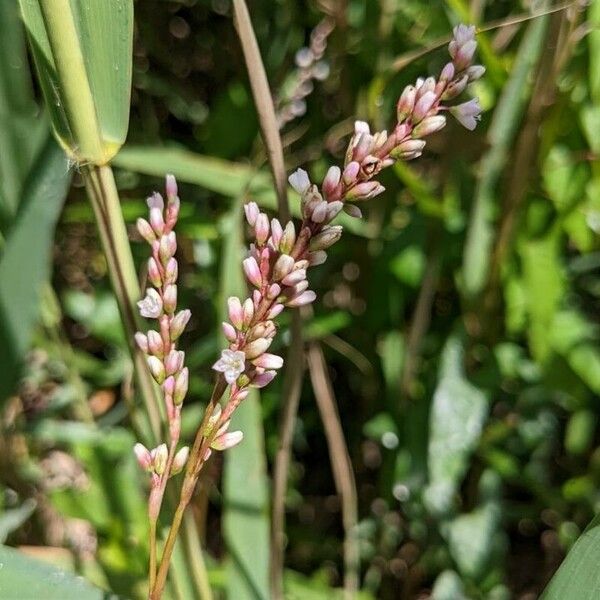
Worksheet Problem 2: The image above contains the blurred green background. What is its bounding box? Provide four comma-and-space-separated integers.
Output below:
1, 0, 600, 598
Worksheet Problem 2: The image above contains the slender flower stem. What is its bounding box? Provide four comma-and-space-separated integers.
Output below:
149, 519, 158, 591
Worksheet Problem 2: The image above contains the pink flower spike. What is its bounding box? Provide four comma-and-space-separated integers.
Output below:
286, 290, 317, 307
289, 168, 311, 195
243, 256, 262, 288
222, 321, 237, 342
134, 443, 153, 471
250, 370, 277, 388
252, 353, 284, 369
244, 202, 260, 226
211, 430, 244, 451
450, 98, 482, 130
227, 297, 244, 329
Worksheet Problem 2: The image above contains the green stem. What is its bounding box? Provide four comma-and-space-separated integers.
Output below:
82, 164, 162, 442
38, 0, 105, 163
149, 518, 158, 592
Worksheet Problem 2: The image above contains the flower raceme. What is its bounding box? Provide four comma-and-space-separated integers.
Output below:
211, 23, 484, 420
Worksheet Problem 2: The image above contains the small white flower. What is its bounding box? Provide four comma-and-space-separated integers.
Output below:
213, 348, 246, 384
288, 168, 311, 195
137, 288, 163, 318
450, 98, 482, 131
354, 120, 371, 135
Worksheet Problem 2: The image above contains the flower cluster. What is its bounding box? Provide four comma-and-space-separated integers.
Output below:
133, 176, 191, 509
276, 17, 335, 128
211, 24, 484, 434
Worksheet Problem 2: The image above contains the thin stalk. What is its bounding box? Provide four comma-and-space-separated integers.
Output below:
182, 512, 214, 600
82, 164, 162, 441
150, 376, 227, 600
307, 342, 359, 599
149, 519, 158, 591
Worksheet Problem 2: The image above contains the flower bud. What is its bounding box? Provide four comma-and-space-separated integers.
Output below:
228, 297, 244, 330
171, 446, 189, 474
273, 254, 295, 280
280, 222, 296, 254
343, 161, 360, 185
170, 309, 191, 340
308, 251, 328, 266
252, 353, 284, 369
282, 269, 307, 287
343, 204, 363, 219
211, 431, 244, 451
243, 256, 262, 288
147, 330, 164, 357
267, 303, 284, 319
147, 257, 162, 288
310, 201, 329, 223
250, 370, 277, 388
270, 218, 283, 249
161, 284, 176, 314
288, 168, 311, 194
326, 201, 344, 222
135, 332, 149, 353
147, 355, 165, 384
439, 62, 455, 82
163, 375, 175, 396
159, 232, 177, 264
309, 225, 343, 251
286, 290, 317, 307
244, 337, 272, 359
152, 444, 168, 475
134, 443, 153, 470
322, 166, 341, 199
243, 298, 255, 328
137, 218, 156, 243
165, 258, 178, 285
174, 367, 189, 405
412, 91, 437, 122
165, 349, 184, 376
412, 115, 446, 138
453, 40, 477, 71
396, 85, 416, 121
222, 321, 237, 342
255, 213, 270, 245
466, 65, 486, 82
244, 202, 260, 226
147, 191, 164, 211
166, 174, 178, 199
149, 207, 165, 236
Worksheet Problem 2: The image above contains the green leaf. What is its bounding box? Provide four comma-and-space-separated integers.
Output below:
0, 545, 116, 599
0, 138, 70, 402
424, 334, 488, 516
0, 0, 47, 224
19, 0, 133, 163
541, 514, 600, 600
220, 198, 270, 600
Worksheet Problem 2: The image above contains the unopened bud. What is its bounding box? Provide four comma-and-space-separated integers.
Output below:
286, 290, 317, 307
412, 115, 446, 138
244, 202, 260, 226
147, 330, 164, 357
165, 258, 178, 284
163, 284, 177, 314
243, 298, 255, 328
137, 218, 156, 243
244, 337, 272, 359
147, 257, 162, 288
396, 85, 416, 122
174, 367, 189, 404
147, 355, 165, 384
309, 226, 343, 251
134, 443, 153, 470
255, 213, 270, 245
222, 321, 237, 342
273, 254, 295, 280
171, 446, 189, 474
243, 257, 262, 288
135, 332, 149, 353
280, 222, 296, 254
170, 309, 191, 340
228, 297, 244, 329
152, 444, 168, 475
211, 431, 244, 451
159, 232, 177, 264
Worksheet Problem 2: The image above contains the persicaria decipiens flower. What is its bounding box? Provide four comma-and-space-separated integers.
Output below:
134, 175, 190, 481
212, 24, 484, 414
